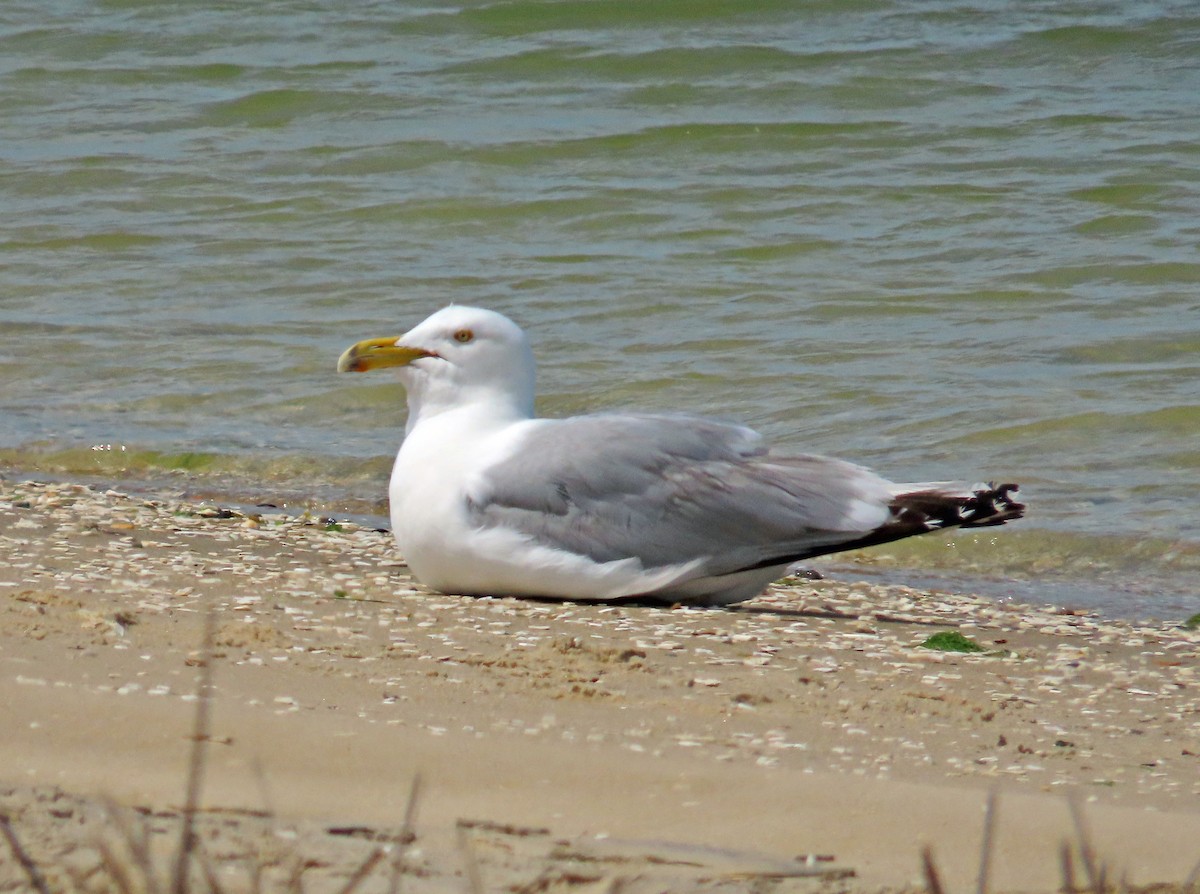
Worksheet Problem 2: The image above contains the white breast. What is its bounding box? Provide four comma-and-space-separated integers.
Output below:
387, 411, 702, 600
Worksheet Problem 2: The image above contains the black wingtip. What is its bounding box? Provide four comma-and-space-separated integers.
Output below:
960, 482, 1025, 527
736, 480, 1026, 573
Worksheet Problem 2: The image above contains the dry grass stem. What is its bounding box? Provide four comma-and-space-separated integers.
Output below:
1068, 795, 1103, 894
387, 774, 423, 894
95, 831, 142, 894
400, 773, 421, 845
0, 812, 52, 894
250, 756, 278, 823
921, 845, 945, 894
977, 789, 998, 894
1060, 841, 1078, 894
172, 609, 218, 894
195, 842, 229, 894
456, 821, 486, 894
248, 855, 267, 894
605, 877, 628, 894
104, 797, 155, 882
333, 848, 386, 894
1184, 857, 1200, 894
283, 854, 309, 894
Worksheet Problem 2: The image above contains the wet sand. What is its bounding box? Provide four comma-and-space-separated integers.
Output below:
1, 477, 1197, 893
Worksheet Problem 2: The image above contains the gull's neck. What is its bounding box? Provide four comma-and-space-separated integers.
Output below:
403, 379, 535, 437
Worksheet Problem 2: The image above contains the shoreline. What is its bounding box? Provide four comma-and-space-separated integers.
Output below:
2, 477, 1198, 892
4, 462, 1198, 625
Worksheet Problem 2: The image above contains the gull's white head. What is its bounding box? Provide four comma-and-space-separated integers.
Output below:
337, 306, 536, 427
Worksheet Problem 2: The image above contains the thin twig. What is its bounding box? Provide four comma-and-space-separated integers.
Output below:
172, 608, 219, 894
0, 813, 52, 894
977, 789, 998, 894
921, 845, 945, 894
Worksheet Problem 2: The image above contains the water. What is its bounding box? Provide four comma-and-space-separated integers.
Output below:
2, 1, 1198, 620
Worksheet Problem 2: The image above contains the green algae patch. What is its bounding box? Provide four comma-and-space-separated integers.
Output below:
920, 631, 986, 653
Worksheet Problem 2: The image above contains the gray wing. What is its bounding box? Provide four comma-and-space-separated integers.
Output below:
465, 413, 892, 576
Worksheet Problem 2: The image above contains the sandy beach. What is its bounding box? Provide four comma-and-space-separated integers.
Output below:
1, 476, 1197, 893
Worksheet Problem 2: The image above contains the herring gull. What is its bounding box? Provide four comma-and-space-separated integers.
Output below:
337, 306, 1023, 605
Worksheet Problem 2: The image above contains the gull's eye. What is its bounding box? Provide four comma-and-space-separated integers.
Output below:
453, 329, 474, 344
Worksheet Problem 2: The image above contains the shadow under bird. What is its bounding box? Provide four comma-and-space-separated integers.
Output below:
337, 306, 1023, 605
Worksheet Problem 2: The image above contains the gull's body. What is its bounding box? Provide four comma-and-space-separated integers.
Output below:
338, 306, 1022, 605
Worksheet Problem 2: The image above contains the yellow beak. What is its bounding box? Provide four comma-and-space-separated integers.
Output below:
337, 338, 437, 373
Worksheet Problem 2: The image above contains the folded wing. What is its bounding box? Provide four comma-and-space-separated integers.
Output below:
465, 413, 1021, 579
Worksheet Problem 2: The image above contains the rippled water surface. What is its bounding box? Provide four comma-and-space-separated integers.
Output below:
2, 1, 1198, 618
